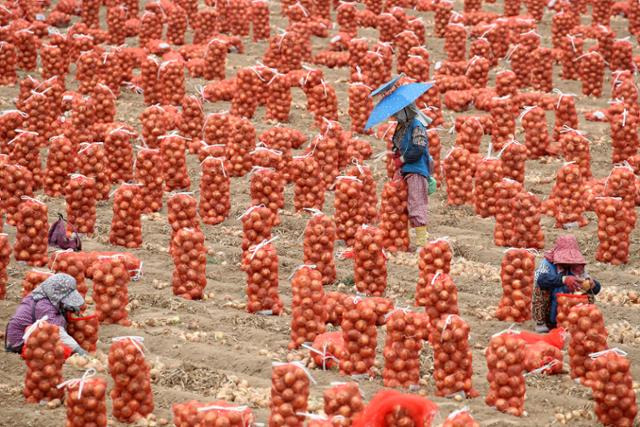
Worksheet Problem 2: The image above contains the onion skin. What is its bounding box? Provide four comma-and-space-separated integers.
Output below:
23, 321, 65, 403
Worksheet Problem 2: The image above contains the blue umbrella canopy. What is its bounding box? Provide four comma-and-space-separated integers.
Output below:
364, 82, 433, 131
369, 74, 403, 98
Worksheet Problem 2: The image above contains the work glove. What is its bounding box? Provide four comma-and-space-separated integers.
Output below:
562, 276, 580, 292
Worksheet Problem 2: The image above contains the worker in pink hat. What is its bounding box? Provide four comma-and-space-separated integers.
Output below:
532, 235, 601, 332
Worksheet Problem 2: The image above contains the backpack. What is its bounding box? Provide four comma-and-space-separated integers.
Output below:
48, 214, 82, 251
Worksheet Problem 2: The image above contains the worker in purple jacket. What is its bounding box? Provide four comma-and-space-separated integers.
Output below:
5, 273, 86, 356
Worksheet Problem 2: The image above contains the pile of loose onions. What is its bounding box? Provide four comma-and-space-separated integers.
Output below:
323, 382, 364, 423
579, 52, 605, 97
44, 135, 75, 197
199, 157, 230, 225
485, 332, 526, 416
23, 320, 65, 403
490, 96, 515, 150
340, 297, 378, 376
289, 265, 327, 349
383, 310, 428, 388
109, 183, 143, 249
108, 337, 154, 422
584, 349, 637, 426
66, 313, 99, 353
303, 211, 336, 285
431, 314, 477, 397
135, 148, 164, 213
473, 157, 504, 218
0, 234, 9, 299
379, 179, 409, 252
14, 197, 48, 267
269, 362, 312, 425
292, 155, 324, 211
172, 228, 207, 300
354, 225, 387, 296
559, 129, 592, 179
567, 304, 608, 381
595, 196, 631, 264
250, 167, 284, 226
244, 238, 282, 315
76, 142, 109, 201
444, 147, 476, 206
519, 106, 549, 159
545, 162, 588, 228
334, 176, 366, 247
496, 249, 535, 322
104, 126, 135, 184
511, 191, 545, 249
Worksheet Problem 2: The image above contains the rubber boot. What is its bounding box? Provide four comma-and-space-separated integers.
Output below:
415, 226, 427, 248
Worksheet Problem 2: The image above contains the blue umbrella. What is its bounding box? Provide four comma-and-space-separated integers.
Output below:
364, 82, 433, 131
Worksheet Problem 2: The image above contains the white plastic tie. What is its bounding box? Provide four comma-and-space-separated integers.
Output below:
56, 368, 96, 399
112, 336, 145, 356
272, 361, 317, 384
23, 316, 49, 342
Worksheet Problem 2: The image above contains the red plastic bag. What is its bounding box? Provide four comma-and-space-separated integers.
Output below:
523, 341, 563, 375
352, 390, 438, 427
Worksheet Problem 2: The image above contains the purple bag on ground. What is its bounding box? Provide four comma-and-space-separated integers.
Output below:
48, 214, 82, 251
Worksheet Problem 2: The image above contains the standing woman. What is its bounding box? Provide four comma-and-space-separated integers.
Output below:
365, 76, 435, 249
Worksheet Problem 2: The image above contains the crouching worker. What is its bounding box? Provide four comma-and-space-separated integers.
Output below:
5, 273, 87, 357
532, 235, 601, 332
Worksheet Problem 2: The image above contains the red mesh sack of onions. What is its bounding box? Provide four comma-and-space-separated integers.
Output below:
226, 116, 255, 177
567, 304, 608, 381
178, 95, 204, 151
0, 233, 8, 299
251, 0, 270, 41
324, 291, 350, 326
303, 211, 336, 285
168, 192, 201, 253
334, 176, 366, 247
172, 227, 207, 300
454, 116, 482, 154
351, 390, 438, 427
240, 205, 273, 257
159, 133, 191, 191
496, 249, 535, 322
584, 348, 637, 426
595, 196, 631, 264
306, 131, 339, 189
494, 179, 524, 247
199, 157, 230, 225
43, 135, 75, 197
139, 105, 173, 149
250, 167, 284, 226
346, 162, 377, 224
266, 72, 292, 122
104, 125, 135, 184
485, 332, 526, 416
173, 400, 254, 426
339, 297, 378, 377
20, 270, 53, 297
430, 314, 478, 397
348, 83, 373, 134
135, 147, 163, 213
109, 183, 144, 249
230, 67, 264, 119
354, 225, 387, 297
415, 238, 453, 306
522, 341, 563, 375
14, 197, 48, 266
88, 256, 131, 325
108, 336, 154, 423
559, 35, 583, 81
465, 56, 490, 89
91, 84, 116, 124
556, 293, 588, 330
518, 106, 549, 159
269, 362, 314, 426
610, 39, 634, 72
604, 165, 637, 228
578, 51, 605, 97
443, 408, 479, 427
22, 319, 65, 403
0, 110, 26, 153
378, 179, 409, 253
499, 140, 527, 184
609, 104, 639, 164
511, 191, 544, 249
473, 157, 504, 218
203, 38, 227, 81
443, 147, 476, 206
0, 42, 17, 86
495, 70, 517, 98
48, 251, 89, 297
244, 237, 283, 315
421, 272, 460, 334
394, 30, 420, 74
490, 96, 515, 150
13, 29, 38, 71
530, 47, 553, 92
8, 130, 42, 190
291, 154, 325, 211
323, 382, 364, 422
559, 128, 592, 179
66, 312, 99, 353
553, 93, 578, 142
383, 310, 428, 388
59, 372, 108, 427
545, 162, 589, 228
289, 265, 327, 349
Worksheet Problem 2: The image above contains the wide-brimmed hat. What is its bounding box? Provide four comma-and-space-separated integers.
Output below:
544, 235, 586, 265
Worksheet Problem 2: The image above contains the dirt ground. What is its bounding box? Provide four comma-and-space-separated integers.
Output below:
1, 1, 640, 426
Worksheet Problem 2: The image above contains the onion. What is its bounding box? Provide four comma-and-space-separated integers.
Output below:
444, 24, 466, 62
511, 191, 544, 249
469, 37, 494, 66
289, 266, 327, 349
199, 157, 230, 225
405, 52, 430, 85
244, 238, 282, 314
530, 47, 553, 92
348, 38, 368, 80
20, 270, 53, 297
495, 70, 518, 97
496, 249, 535, 322
88, 257, 131, 325
520, 106, 549, 159
303, 212, 336, 285
567, 304, 608, 381
336, 2, 358, 36
559, 35, 583, 80
140, 55, 161, 105
500, 141, 527, 184
231, 67, 265, 118
66, 312, 99, 353
395, 30, 420, 74
61, 375, 107, 426
443, 408, 480, 427
415, 239, 452, 308
92, 83, 117, 124
592, 0, 612, 26
379, 180, 409, 252
292, 155, 325, 211
109, 183, 143, 248
559, 129, 592, 179
226, 115, 255, 177
166, 3, 187, 45
354, 225, 387, 296
324, 382, 364, 423
422, 272, 460, 335
269, 363, 311, 426
556, 293, 588, 329
158, 59, 186, 106
139, 105, 173, 149
77, 143, 110, 201
260, 127, 301, 181
241, 206, 273, 255
0, 234, 9, 299
23, 320, 65, 403
465, 56, 490, 89
360, 50, 391, 92
14, 198, 48, 266
68, 95, 97, 145
192, 9, 217, 44
250, 168, 284, 226
40, 45, 67, 85
44, 135, 75, 197
324, 292, 350, 326
266, 72, 292, 122
203, 39, 227, 81
250, 0, 270, 41
168, 193, 201, 255
0, 110, 25, 154
13, 29, 37, 71
551, 11, 578, 49
494, 179, 523, 246
108, 337, 154, 422
485, 332, 526, 416
0, 163, 33, 225
173, 400, 254, 426
9, 131, 42, 191
308, 81, 339, 126
383, 310, 429, 388
76, 50, 101, 94
334, 176, 366, 247
106, 5, 126, 44
139, 11, 162, 48
340, 297, 378, 376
